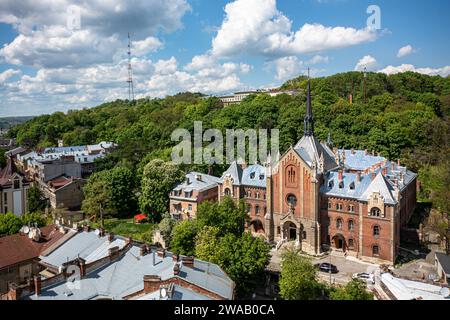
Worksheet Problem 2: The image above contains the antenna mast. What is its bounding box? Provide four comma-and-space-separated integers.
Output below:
363, 67, 367, 103
127, 32, 135, 102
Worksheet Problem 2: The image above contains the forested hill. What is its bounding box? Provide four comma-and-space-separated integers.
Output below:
6, 71, 450, 213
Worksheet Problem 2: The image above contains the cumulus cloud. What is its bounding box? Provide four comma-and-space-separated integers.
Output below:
269, 56, 304, 81
0, 0, 190, 68
211, 0, 377, 58
354, 55, 377, 71
397, 45, 415, 58
308, 55, 329, 65
378, 64, 450, 77
0, 69, 22, 84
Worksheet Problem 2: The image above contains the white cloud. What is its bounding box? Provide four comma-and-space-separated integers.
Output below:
397, 45, 415, 58
211, 0, 377, 58
354, 55, 377, 71
269, 56, 304, 81
378, 64, 450, 77
0, 69, 22, 83
0, 0, 190, 68
308, 55, 329, 65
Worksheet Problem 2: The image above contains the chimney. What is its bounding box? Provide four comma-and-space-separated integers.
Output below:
34, 276, 41, 296
173, 263, 180, 276
372, 150, 375, 156
350, 148, 355, 155
83, 225, 90, 233
371, 172, 376, 181
338, 169, 343, 182
172, 253, 179, 262
356, 171, 361, 183
126, 237, 132, 246
108, 232, 114, 242
79, 258, 86, 278
157, 248, 166, 258
143, 275, 162, 293
152, 250, 156, 266
182, 256, 194, 268
397, 159, 400, 166
140, 244, 147, 257
391, 162, 395, 170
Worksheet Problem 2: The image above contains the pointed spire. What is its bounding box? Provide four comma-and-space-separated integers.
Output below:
304, 68, 314, 136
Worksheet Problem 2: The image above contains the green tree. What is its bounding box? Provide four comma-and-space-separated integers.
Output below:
329, 279, 374, 300
196, 197, 247, 236
139, 159, 184, 221
0, 212, 23, 237
21, 212, 47, 228
195, 231, 270, 297
279, 249, 323, 300
170, 220, 199, 256
82, 172, 112, 220
27, 185, 47, 213
157, 212, 176, 247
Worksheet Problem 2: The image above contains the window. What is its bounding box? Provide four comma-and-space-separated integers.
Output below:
370, 207, 381, 217
13, 178, 19, 189
348, 204, 355, 212
255, 205, 260, 216
287, 166, 296, 184
336, 203, 343, 210
328, 202, 332, 209
336, 218, 343, 229
372, 245, 380, 256
348, 238, 354, 248
3, 193, 7, 204
247, 191, 252, 198
224, 188, 231, 196
302, 231, 307, 240
188, 204, 192, 211
373, 225, 380, 236
246, 204, 252, 213
256, 192, 260, 199
348, 220, 354, 231
250, 172, 255, 179
287, 194, 297, 206
349, 182, 355, 190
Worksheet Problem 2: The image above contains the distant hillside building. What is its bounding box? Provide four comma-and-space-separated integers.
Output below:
217, 78, 417, 264
218, 89, 298, 106
169, 172, 220, 220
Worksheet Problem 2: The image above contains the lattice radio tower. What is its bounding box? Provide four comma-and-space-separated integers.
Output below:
127, 32, 135, 102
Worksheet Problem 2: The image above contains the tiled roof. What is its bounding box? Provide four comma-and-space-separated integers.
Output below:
294, 135, 337, 172
29, 243, 234, 300
39, 231, 126, 267
173, 172, 220, 193
0, 225, 71, 269
241, 164, 266, 188
219, 161, 243, 185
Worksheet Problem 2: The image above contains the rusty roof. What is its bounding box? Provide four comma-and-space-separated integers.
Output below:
0, 225, 69, 269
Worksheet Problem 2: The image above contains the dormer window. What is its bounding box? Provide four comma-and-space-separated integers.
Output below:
339, 181, 344, 189
13, 178, 20, 189
259, 174, 264, 180
370, 207, 381, 217
250, 172, 255, 179
349, 182, 355, 190
328, 180, 334, 188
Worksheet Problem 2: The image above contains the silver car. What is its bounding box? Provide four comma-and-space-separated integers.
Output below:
352, 272, 375, 284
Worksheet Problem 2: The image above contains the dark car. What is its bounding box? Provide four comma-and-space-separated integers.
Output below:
316, 262, 339, 273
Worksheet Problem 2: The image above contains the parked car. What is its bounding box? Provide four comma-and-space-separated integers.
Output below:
352, 272, 375, 284
315, 262, 339, 273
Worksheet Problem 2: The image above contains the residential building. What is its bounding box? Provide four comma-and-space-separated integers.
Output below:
16, 141, 115, 177
0, 224, 73, 294
4, 227, 235, 300
218, 78, 417, 264
39, 176, 86, 210
0, 158, 29, 216
170, 172, 220, 220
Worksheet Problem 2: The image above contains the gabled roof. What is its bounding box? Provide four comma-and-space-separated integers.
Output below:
360, 171, 397, 204
294, 135, 337, 172
0, 225, 73, 269
219, 161, 243, 185
173, 172, 220, 193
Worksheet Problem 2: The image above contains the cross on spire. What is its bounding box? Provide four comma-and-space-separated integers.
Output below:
304, 68, 314, 136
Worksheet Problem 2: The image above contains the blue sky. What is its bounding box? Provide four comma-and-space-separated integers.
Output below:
0, 0, 449, 117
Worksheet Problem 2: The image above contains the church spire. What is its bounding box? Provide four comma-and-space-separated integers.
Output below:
304, 68, 314, 136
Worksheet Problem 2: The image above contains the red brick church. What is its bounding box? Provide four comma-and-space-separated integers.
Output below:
218, 79, 417, 264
